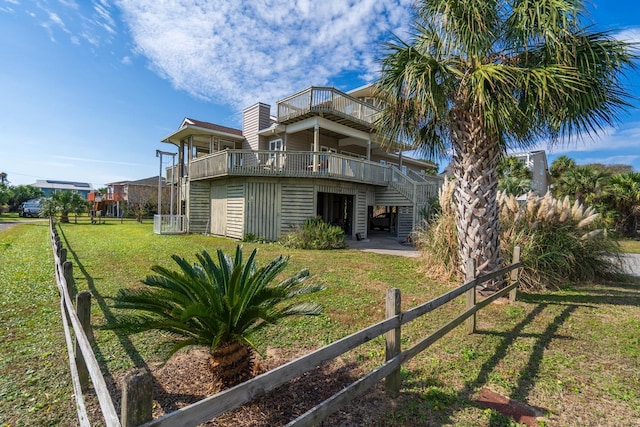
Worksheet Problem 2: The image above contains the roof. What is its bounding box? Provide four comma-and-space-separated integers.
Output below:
107, 176, 165, 186
34, 179, 94, 191
182, 118, 243, 137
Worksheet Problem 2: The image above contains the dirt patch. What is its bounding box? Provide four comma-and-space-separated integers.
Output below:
96, 347, 394, 426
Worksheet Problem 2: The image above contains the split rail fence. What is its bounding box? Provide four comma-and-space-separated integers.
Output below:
50, 219, 522, 426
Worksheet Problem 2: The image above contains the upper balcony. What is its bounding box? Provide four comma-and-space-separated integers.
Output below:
276, 87, 378, 133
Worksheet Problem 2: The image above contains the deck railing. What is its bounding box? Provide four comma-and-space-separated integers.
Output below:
277, 87, 378, 126
187, 150, 389, 185
389, 166, 443, 206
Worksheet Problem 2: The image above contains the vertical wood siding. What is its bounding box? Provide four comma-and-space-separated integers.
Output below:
188, 181, 211, 234
210, 184, 227, 236
281, 184, 315, 233
355, 191, 368, 237
226, 184, 245, 239
245, 182, 281, 241
397, 206, 414, 240
374, 187, 412, 206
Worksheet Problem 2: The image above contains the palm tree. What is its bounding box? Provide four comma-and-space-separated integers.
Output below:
549, 155, 577, 180
375, 0, 635, 279
606, 172, 640, 236
112, 245, 324, 387
51, 191, 87, 223
552, 165, 610, 206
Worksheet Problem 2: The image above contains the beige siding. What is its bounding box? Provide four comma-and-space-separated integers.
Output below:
188, 181, 210, 234
285, 132, 339, 152
210, 184, 227, 236
281, 184, 315, 233
226, 184, 245, 239
242, 103, 271, 150
245, 182, 280, 241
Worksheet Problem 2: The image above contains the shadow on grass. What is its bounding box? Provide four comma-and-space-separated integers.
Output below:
393, 279, 640, 425
56, 225, 204, 416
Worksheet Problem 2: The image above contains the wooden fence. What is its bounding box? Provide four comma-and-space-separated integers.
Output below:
50, 219, 521, 426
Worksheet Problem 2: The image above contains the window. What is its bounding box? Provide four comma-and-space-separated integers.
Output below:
269, 139, 283, 151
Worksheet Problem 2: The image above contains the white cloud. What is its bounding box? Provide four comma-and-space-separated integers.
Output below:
528, 122, 640, 154
115, 0, 415, 109
615, 28, 640, 44
577, 154, 640, 166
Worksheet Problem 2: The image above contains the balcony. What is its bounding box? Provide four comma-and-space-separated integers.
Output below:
277, 87, 378, 132
184, 150, 389, 185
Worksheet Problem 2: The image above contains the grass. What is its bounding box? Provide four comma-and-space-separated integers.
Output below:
619, 238, 640, 254
1, 220, 639, 426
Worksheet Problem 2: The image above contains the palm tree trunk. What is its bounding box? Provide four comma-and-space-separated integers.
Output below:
451, 109, 502, 283
210, 340, 253, 388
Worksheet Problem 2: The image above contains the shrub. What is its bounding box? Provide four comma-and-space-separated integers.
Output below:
414, 180, 624, 290
499, 192, 623, 290
280, 217, 346, 250
111, 245, 323, 387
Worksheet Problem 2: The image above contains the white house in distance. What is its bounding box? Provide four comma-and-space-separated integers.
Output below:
159, 84, 442, 241
512, 150, 551, 196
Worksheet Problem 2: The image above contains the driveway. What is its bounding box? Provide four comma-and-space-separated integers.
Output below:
347, 235, 419, 258
621, 253, 640, 277
347, 236, 640, 277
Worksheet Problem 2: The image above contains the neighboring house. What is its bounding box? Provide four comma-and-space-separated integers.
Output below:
160, 84, 442, 241
512, 150, 551, 196
33, 180, 93, 199
89, 176, 170, 217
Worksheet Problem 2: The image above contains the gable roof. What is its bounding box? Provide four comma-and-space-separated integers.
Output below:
107, 176, 165, 186
182, 118, 243, 137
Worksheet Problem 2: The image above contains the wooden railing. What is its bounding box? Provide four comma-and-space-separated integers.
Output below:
50, 219, 121, 427
188, 150, 389, 185
389, 166, 442, 206
277, 87, 378, 126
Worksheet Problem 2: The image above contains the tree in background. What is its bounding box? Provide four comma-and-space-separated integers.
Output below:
552, 164, 610, 206
0, 172, 7, 185
497, 156, 532, 197
604, 172, 640, 236
375, 0, 635, 280
6, 185, 44, 212
49, 191, 88, 223
549, 155, 577, 180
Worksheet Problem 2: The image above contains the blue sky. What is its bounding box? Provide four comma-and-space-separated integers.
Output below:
1, 0, 639, 188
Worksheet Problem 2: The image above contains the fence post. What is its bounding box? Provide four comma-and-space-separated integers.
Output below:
121, 368, 153, 427
385, 288, 401, 398
509, 246, 521, 303
465, 258, 476, 333
63, 261, 74, 300
75, 291, 91, 392
59, 247, 67, 264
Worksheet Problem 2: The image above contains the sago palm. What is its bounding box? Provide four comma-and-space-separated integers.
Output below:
375, 0, 635, 282
112, 245, 324, 387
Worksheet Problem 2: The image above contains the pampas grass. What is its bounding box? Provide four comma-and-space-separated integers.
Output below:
414, 182, 624, 290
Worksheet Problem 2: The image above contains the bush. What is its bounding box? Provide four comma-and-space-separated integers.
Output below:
499, 192, 623, 290
414, 179, 624, 290
280, 217, 346, 250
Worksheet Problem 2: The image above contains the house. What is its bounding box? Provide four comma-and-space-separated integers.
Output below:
33, 180, 93, 199
512, 150, 551, 196
160, 84, 442, 241
88, 176, 170, 217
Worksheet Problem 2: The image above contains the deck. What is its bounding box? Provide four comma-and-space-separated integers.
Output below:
276, 87, 378, 132
169, 150, 442, 206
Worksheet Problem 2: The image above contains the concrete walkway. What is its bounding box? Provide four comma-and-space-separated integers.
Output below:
347, 235, 640, 277
347, 235, 419, 258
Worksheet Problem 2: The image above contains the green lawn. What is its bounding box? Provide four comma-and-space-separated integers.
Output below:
619, 238, 640, 254
1, 221, 638, 426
